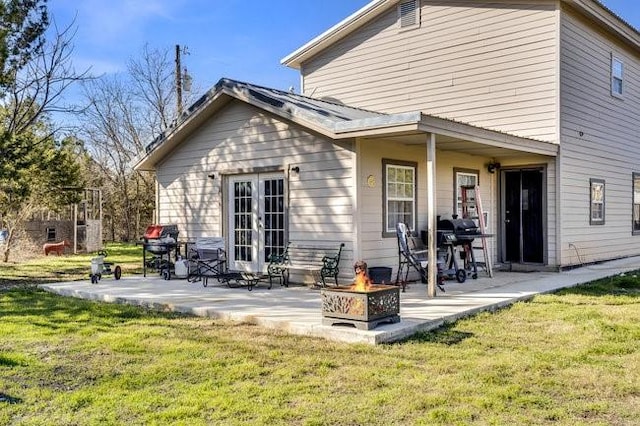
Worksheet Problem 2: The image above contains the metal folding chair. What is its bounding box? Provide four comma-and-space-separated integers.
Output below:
188, 237, 226, 287
395, 222, 445, 292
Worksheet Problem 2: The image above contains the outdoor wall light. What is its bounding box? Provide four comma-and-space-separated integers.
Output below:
290, 166, 300, 174
486, 161, 501, 174
207, 173, 215, 180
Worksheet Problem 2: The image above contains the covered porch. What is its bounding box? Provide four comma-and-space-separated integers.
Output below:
339, 112, 559, 297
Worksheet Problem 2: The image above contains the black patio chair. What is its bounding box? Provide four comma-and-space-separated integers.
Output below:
395, 222, 445, 292
188, 237, 227, 287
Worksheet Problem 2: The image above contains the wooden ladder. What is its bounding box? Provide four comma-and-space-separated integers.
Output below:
461, 185, 493, 278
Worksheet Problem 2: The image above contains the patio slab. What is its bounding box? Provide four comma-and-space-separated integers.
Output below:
40, 256, 640, 344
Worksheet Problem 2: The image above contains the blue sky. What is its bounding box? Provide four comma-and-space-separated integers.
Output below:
49, 0, 370, 94
48, 0, 640, 96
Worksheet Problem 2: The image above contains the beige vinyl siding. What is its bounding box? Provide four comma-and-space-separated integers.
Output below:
155, 100, 356, 273
302, 1, 559, 142
559, 7, 640, 266
356, 139, 504, 277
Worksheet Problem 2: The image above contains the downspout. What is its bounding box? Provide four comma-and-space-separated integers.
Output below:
300, 72, 305, 95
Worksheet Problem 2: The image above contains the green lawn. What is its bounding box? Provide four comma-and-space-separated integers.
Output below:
0, 249, 639, 425
0, 243, 143, 289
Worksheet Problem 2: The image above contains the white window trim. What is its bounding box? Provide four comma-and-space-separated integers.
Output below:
633, 173, 640, 235
590, 178, 605, 225
454, 169, 479, 219
611, 54, 624, 98
383, 160, 417, 236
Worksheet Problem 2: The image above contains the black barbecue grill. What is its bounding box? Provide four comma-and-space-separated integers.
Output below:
142, 224, 179, 279
437, 218, 480, 239
437, 218, 489, 279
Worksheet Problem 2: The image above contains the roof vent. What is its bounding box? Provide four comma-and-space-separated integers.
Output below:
399, 0, 419, 28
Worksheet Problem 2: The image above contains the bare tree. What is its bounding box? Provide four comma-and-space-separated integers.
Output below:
80, 44, 194, 241
2, 19, 89, 148
128, 44, 175, 134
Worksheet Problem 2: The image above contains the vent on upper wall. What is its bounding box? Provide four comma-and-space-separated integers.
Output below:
399, 0, 420, 29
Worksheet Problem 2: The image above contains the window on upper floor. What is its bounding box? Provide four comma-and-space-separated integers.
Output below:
590, 179, 605, 225
611, 55, 624, 98
398, 0, 420, 29
383, 159, 417, 236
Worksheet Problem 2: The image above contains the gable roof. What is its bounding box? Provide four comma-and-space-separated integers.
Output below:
134, 78, 385, 170
134, 78, 557, 171
282, 0, 640, 69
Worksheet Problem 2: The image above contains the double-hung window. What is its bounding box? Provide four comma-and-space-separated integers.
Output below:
454, 169, 479, 219
590, 179, 605, 225
612, 55, 623, 97
383, 160, 417, 236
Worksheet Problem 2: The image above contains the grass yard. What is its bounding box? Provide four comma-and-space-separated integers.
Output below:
0, 243, 143, 289
1, 248, 639, 425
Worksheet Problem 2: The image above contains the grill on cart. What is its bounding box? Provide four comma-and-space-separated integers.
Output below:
142, 224, 179, 278
437, 218, 488, 280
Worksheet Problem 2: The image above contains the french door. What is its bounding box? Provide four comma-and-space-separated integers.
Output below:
227, 173, 285, 272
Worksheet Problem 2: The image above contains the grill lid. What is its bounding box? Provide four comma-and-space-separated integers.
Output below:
143, 224, 179, 240
144, 225, 163, 239
437, 218, 479, 235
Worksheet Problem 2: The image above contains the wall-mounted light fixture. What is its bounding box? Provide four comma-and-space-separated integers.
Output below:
207, 173, 215, 180
290, 166, 300, 174
486, 160, 501, 174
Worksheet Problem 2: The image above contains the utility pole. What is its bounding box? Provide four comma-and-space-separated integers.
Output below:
175, 44, 191, 117
175, 44, 183, 116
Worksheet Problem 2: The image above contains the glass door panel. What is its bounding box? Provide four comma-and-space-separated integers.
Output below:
228, 173, 285, 272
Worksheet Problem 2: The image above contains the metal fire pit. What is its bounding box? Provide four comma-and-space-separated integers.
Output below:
321, 285, 400, 330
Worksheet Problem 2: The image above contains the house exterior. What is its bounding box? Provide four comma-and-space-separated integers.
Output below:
135, 0, 640, 293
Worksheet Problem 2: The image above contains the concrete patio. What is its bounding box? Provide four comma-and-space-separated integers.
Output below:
40, 256, 640, 345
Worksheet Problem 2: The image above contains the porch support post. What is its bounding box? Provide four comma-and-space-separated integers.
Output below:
426, 132, 437, 298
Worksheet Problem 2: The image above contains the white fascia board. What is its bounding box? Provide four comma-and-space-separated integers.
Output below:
282, 0, 395, 69
134, 85, 228, 170
565, 0, 640, 49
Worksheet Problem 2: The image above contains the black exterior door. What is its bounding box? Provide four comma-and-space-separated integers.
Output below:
503, 169, 544, 264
